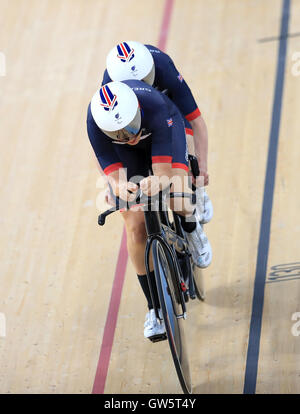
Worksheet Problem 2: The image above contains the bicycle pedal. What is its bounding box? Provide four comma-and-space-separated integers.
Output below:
148, 333, 167, 343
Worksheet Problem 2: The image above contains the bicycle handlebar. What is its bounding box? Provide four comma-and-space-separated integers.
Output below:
98, 187, 196, 226
98, 154, 200, 226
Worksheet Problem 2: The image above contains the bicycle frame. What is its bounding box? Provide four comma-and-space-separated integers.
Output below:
98, 190, 199, 312
143, 208, 195, 322
98, 187, 199, 395
159, 208, 199, 301
97, 155, 202, 394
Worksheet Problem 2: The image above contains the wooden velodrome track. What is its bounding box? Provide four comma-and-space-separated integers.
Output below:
0, 0, 300, 394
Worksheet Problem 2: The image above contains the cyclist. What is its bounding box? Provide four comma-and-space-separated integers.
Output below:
87, 80, 212, 340
103, 40, 213, 224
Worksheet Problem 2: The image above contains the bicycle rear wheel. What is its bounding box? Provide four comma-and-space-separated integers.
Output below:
152, 238, 192, 394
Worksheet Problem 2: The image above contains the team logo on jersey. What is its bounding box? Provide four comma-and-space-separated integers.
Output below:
117, 42, 135, 63
177, 73, 183, 82
167, 118, 173, 127
99, 85, 118, 112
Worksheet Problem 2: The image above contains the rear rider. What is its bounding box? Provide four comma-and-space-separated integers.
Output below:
86, 80, 212, 341
103, 40, 213, 225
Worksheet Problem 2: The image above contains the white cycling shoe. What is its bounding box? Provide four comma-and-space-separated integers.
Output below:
144, 309, 166, 342
185, 220, 212, 268
195, 187, 213, 224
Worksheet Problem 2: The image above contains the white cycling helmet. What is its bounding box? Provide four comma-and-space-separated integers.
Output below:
91, 81, 141, 141
106, 41, 155, 86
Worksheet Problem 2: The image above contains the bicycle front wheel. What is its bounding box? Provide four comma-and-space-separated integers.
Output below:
152, 238, 192, 394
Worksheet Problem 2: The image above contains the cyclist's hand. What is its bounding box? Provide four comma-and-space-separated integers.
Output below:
140, 176, 160, 196
199, 170, 209, 186
105, 187, 116, 206
197, 159, 209, 186
117, 181, 139, 202
191, 170, 209, 187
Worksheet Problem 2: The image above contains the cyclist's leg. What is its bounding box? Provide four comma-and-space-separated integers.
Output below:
121, 209, 148, 274
112, 141, 152, 274
111, 143, 164, 334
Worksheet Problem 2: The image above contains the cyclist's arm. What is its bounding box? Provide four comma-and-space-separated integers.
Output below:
160, 58, 200, 122
87, 104, 124, 179
189, 115, 209, 185
87, 106, 122, 169
160, 59, 209, 183
105, 168, 138, 201
87, 104, 139, 201
87, 123, 137, 201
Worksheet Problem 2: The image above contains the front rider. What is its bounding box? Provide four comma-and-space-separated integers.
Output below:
87, 80, 212, 341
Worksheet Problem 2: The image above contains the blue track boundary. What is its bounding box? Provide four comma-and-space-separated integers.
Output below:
243, 0, 291, 394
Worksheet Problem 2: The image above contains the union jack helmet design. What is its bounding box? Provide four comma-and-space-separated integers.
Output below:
106, 41, 155, 85
116, 42, 135, 63
99, 84, 118, 112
